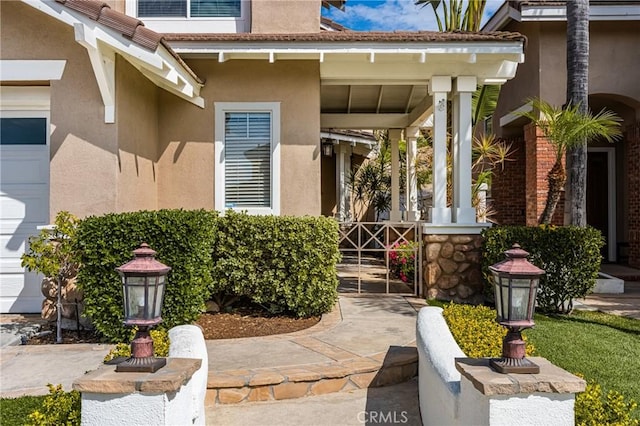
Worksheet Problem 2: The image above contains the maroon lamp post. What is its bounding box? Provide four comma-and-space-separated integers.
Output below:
115, 243, 170, 373
489, 244, 545, 374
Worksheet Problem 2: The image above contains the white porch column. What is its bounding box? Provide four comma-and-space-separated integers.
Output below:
429, 76, 452, 225
335, 143, 352, 221
405, 126, 420, 221
389, 128, 403, 222
452, 76, 477, 224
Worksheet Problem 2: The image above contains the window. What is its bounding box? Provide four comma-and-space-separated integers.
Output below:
0, 118, 47, 145
215, 103, 280, 215
138, 0, 241, 18
126, 0, 249, 33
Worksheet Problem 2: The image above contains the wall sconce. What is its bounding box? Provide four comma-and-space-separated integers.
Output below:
322, 141, 334, 157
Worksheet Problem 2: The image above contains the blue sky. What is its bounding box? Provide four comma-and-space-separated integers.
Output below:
322, 0, 504, 31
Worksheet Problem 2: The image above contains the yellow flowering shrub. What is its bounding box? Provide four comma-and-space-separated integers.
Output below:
575, 376, 639, 426
26, 384, 80, 426
103, 328, 169, 362
441, 303, 534, 358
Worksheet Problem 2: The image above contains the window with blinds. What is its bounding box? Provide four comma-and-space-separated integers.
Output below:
224, 112, 272, 208
138, 0, 241, 17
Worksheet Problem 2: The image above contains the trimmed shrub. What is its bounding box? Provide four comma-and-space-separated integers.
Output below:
441, 302, 534, 358
74, 209, 217, 342
576, 378, 639, 426
482, 225, 604, 314
210, 211, 340, 317
26, 384, 80, 426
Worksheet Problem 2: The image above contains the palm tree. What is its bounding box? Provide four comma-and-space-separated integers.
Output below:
566, 0, 590, 226
518, 98, 621, 225
415, 0, 486, 32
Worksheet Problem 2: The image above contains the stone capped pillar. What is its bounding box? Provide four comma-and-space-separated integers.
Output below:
451, 76, 477, 224
429, 76, 452, 225
389, 128, 403, 222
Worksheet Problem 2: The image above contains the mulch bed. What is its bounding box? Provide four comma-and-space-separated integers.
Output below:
25, 304, 319, 344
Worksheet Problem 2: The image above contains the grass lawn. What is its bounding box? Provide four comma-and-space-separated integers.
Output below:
0, 395, 45, 425
526, 310, 640, 409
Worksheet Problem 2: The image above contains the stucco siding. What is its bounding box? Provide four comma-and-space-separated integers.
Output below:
157, 60, 322, 216
115, 57, 160, 212
1, 1, 119, 220
251, 0, 321, 33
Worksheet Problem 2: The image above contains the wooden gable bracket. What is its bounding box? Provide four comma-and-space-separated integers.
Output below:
74, 23, 115, 123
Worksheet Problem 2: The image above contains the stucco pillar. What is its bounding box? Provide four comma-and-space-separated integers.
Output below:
452, 76, 477, 224
429, 76, 452, 225
405, 126, 420, 221
335, 143, 352, 222
389, 128, 403, 222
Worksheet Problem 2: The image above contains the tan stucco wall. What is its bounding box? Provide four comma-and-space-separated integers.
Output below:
251, 0, 321, 33
158, 60, 322, 216
1, 2, 119, 220
115, 57, 160, 212
494, 20, 640, 137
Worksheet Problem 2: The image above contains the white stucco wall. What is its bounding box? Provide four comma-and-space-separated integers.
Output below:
416, 307, 578, 426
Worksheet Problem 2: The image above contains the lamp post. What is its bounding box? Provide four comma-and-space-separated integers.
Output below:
115, 243, 170, 373
489, 244, 545, 374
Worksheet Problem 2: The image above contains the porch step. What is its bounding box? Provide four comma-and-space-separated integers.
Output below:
205, 345, 418, 405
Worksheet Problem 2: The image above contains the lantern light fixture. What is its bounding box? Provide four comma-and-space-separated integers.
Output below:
322, 140, 334, 157
489, 243, 545, 374
115, 243, 170, 373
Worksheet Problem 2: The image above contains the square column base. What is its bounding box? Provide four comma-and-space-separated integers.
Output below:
429, 207, 451, 225
453, 207, 477, 224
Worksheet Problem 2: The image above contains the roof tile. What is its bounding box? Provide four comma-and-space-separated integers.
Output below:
55, 0, 107, 21
97, 8, 143, 39
163, 31, 526, 43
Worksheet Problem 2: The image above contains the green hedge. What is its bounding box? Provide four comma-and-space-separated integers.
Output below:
75, 209, 218, 342
210, 211, 340, 317
482, 225, 604, 314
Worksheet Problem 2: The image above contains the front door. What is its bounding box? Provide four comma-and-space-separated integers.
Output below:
586, 149, 615, 262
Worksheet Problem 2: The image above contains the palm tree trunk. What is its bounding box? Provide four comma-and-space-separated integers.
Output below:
566, 0, 590, 226
540, 161, 566, 225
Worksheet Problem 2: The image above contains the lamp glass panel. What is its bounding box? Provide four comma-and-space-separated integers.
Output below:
125, 277, 147, 319
153, 276, 165, 318
510, 278, 532, 321
492, 272, 503, 318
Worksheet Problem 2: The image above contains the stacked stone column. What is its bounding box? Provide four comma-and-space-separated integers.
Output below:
423, 234, 484, 303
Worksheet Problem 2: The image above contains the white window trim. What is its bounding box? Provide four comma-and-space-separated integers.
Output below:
125, 0, 250, 33
215, 102, 281, 216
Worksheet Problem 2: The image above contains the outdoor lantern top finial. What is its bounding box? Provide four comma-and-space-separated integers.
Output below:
491, 243, 544, 277
116, 243, 171, 276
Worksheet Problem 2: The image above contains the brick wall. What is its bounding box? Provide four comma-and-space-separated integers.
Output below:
629, 123, 640, 268
492, 124, 564, 226
491, 137, 526, 225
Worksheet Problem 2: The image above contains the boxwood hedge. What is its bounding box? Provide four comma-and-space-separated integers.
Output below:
74, 209, 218, 342
481, 225, 604, 314
210, 211, 340, 317
74, 209, 340, 341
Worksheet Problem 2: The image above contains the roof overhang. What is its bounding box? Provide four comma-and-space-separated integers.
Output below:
484, 2, 640, 31
170, 37, 524, 129
22, 0, 204, 123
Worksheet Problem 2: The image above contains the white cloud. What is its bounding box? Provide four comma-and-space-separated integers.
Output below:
324, 0, 506, 32
325, 0, 440, 31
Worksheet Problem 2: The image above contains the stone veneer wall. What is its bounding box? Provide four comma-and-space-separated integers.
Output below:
423, 234, 484, 304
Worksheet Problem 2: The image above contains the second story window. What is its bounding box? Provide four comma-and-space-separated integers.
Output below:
138, 0, 241, 18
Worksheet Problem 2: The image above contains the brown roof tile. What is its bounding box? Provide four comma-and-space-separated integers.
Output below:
54, 0, 202, 84
508, 0, 640, 10
163, 30, 526, 43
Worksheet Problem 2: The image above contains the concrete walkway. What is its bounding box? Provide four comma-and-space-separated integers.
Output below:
576, 264, 640, 319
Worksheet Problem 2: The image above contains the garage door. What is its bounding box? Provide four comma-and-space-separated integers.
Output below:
0, 115, 50, 313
